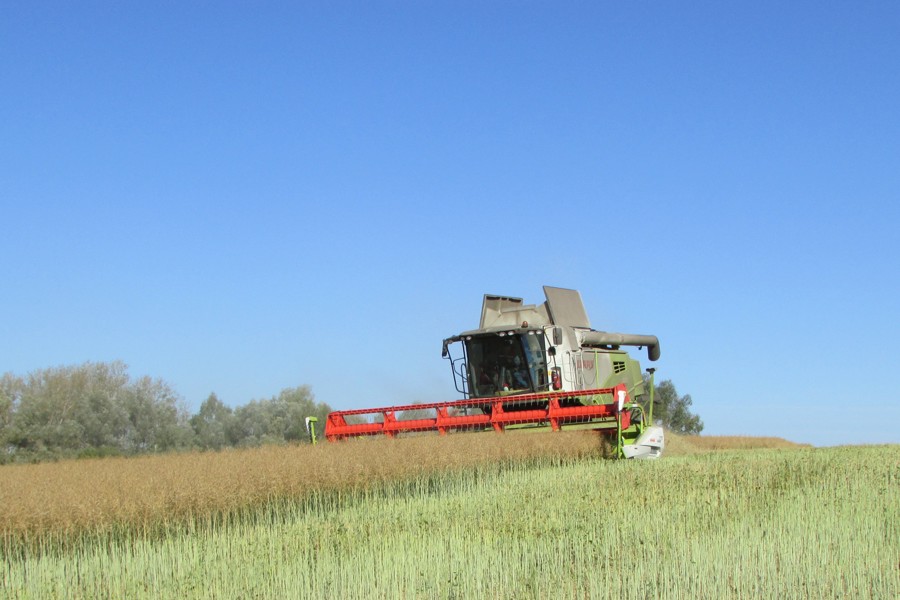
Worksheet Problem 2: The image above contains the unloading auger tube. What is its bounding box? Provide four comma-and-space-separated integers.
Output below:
580, 332, 661, 362
323, 286, 665, 459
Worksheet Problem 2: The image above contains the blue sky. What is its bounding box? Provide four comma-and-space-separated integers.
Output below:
2, 2, 898, 446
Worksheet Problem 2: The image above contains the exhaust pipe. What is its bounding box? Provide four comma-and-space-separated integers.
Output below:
581, 331, 661, 362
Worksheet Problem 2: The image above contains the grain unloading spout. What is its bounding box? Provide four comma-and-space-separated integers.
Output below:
541, 286, 660, 361
581, 331, 661, 362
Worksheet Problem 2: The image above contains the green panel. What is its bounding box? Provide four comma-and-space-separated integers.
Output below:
587, 351, 646, 404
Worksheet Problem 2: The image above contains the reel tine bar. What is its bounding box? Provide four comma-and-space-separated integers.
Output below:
325, 385, 631, 441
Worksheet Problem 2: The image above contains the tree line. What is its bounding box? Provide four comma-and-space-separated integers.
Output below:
647, 378, 703, 435
0, 361, 702, 464
0, 361, 333, 464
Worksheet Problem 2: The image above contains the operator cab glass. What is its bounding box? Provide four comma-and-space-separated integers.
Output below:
465, 333, 547, 398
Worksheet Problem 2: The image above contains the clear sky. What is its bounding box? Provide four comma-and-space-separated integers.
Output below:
2, 2, 898, 447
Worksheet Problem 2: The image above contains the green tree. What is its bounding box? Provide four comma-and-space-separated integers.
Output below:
398, 403, 435, 421
228, 386, 332, 447
0, 373, 22, 463
0, 361, 194, 461
0, 361, 334, 461
121, 375, 194, 453
649, 379, 703, 435
229, 399, 274, 446
272, 386, 330, 443
190, 393, 234, 450
68, 361, 130, 450
9, 362, 130, 456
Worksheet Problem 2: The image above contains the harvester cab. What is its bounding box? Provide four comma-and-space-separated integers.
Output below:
442, 287, 657, 404
326, 286, 665, 459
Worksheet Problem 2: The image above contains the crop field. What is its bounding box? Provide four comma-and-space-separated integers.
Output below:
2, 433, 898, 599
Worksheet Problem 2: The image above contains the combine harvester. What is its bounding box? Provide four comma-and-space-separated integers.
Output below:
325, 287, 665, 458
